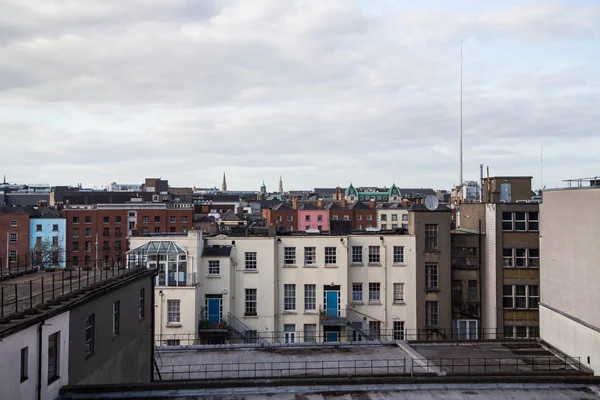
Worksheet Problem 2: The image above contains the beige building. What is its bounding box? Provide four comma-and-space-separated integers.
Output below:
376, 203, 409, 230
539, 185, 600, 375
460, 176, 540, 339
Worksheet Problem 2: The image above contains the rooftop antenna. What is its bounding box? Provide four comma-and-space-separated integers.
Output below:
540, 141, 543, 191
458, 40, 463, 189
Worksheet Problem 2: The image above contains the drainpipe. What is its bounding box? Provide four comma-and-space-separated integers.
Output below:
380, 237, 387, 331
478, 219, 483, 338
37, 321, 44, 400
150, 280, 156, 382
275, 237, 280, 342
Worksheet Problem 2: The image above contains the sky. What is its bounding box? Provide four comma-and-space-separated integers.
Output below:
0, 0, 598, 191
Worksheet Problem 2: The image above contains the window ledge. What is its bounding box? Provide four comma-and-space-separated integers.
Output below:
368, 301, 382, 305
244, 314, 258, 318
304, 311, 318, 315
425, 288, 440, 292
206, 275, 221, 278
303, 265, 318, 268
283, 311, 297, 315
47, 376, 60, 385
244, 270, 258, 273
85, 352, 94, 360
392, 263, 407, 267
351, 263, 364, 267
424, 249, 440, 254
393, 301, 406, 305
324, 265, 338, 268
368, 263, 382, 267
166, 323, 182, 328
283, 265, 298, 268
351, 301, 364, 305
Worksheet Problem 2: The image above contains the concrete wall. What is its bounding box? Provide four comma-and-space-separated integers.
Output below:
540, 305, 600, 375
68, 273, 153, 385
483, 204, 498, 334
0, 312, 70, 400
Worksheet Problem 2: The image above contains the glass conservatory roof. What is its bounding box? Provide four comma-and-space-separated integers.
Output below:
127, 240, 187, 255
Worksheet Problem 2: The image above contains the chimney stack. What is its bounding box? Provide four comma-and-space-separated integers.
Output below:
317, 199, 323, 209
368, 199, 376, 209
341, 198, 347, 209
292, 196, 298, 210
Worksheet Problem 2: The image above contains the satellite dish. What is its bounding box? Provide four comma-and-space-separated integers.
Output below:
425, 195, 439, 211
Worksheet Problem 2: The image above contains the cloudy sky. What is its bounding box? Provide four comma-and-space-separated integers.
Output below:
1, 0, 598, 191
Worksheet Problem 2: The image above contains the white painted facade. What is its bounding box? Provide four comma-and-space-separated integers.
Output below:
0, 311, 70, 400
376, 208, 409, 230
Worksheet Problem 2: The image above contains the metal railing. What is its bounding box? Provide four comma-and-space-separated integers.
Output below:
410, 356, 587, 375
226, 313, 270, 345
0, 266, 143, 320
0, 263, 38, 280
156, 358, 406, 380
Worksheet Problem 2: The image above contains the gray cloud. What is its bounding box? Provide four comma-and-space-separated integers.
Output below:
0, 0, 598, 190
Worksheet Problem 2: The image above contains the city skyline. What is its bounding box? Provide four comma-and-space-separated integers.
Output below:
1, 0, 598, 190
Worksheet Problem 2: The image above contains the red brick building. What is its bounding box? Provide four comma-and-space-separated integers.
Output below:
262, 203, 297, 231
349, 200, 377, 230
0, 207, 34, 268
63, 203, 193, 268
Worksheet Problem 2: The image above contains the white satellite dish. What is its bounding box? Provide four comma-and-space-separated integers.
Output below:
425, 195, 439, 211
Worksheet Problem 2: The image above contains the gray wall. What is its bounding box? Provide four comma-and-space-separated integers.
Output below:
68, 271, 154, 385
540, 188, 600, 326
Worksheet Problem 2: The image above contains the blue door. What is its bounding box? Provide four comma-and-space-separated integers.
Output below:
326, 291, 339, 318
207, 298, 221, 324
326, 332, 339, 342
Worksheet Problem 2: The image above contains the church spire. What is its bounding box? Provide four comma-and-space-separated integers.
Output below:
278, 175, 283, 193
221, 172, 227, 192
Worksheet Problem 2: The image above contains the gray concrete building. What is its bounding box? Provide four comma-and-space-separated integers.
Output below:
539, 184, 600, 375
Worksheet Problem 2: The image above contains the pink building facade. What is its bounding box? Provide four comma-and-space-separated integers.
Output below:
297, 205, 330, 231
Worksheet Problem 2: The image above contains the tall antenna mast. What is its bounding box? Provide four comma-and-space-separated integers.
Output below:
459, 40, 463, 189
540, 141, 543, 190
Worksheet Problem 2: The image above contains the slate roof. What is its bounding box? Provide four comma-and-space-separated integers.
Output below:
270, 203, 292, 211
221, 209, 243, 221
323, 203, 342, 210
348, 201, 370, 210
410, 204, 451, 212
298, 204, 317, 210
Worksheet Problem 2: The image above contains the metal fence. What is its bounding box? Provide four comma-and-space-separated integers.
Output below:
0, 264, 37, 281
155, 327, 539, 347
410, 356, 586, 375
157, 358, 406, 380
0, 266, 140, 319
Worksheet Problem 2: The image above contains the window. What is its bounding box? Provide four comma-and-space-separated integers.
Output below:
9, 250, 16, 263
115, 216, 121, 223
305, 215, 310, 222
317, 215, 323, 221
305, 226, 310, 230
284, 284, 296, 311
113, 301, 120, 337
103, 227, 109, 236
426, 301, 439, 327
369, 282, 381, 303
73, 256, 79, 265
142, 228, 148, 234
154, 216, 161, 223
425, 224, 438, 249
284, 324, 296, 343
115, 227, 122, 237
503, 285, 538, 309
426, 263, 438, 289
367, 215, 372, 221
332, 215, 339, 220
393, 321, 405, 341
368, 246, 380, 264
85, 216, 91, 224
402, 214, 408, 221
351, 246, 363, 264
276, 215, 282, 222
515, 248, 526, 267
36, 224, 42, 232
381, 224, 387, 230
166, 339, 180, 346
73, 216, 80, 224
10, 220, 17, 227
284, 247, 296, 265
502, 212, 513, 231
304, 247, 316, 266
393, 283, 405, 303
52, 236, 58, 246
85, 228, 91, 237
528, 212, 539, 231
304, 284, 316, 311
129, 212, 135, 217
514, 212, 526, 231
391, 214, 398, 221
468, 280, 478, 302
287, 215, 293, 222
103, 216, 110, 224
503, 248, 513, 267
48, 332, 60, 383
381, 214, 387, 221
245, 289, 257, 316
528, 285, 539, 309
9, 232, 17, 243
167, 300, 180, 323
208, 260, 220, 276
528, 248, 539, 267
85, 315, 95, 356
304, 324, 316, 342
129, 222, 135, 230
181, 216, 188, 223
170, 216, 176, 223
343, 215, 349, 221
142, 216, 149, 223
20, 347, 28, 382
139, 289, 145, 321
73, 228, 79, 238
318, 225, 323, 230
393, 246, 405, 264
245, 252, 257, 270
324, 247, 336, 265
352, 283, 363, 302
357, 214, 362, 221
35, 236, 42, 247
369, 321, 381, 339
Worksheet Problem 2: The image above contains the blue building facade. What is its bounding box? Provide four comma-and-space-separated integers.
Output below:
29, 212, 66, 268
